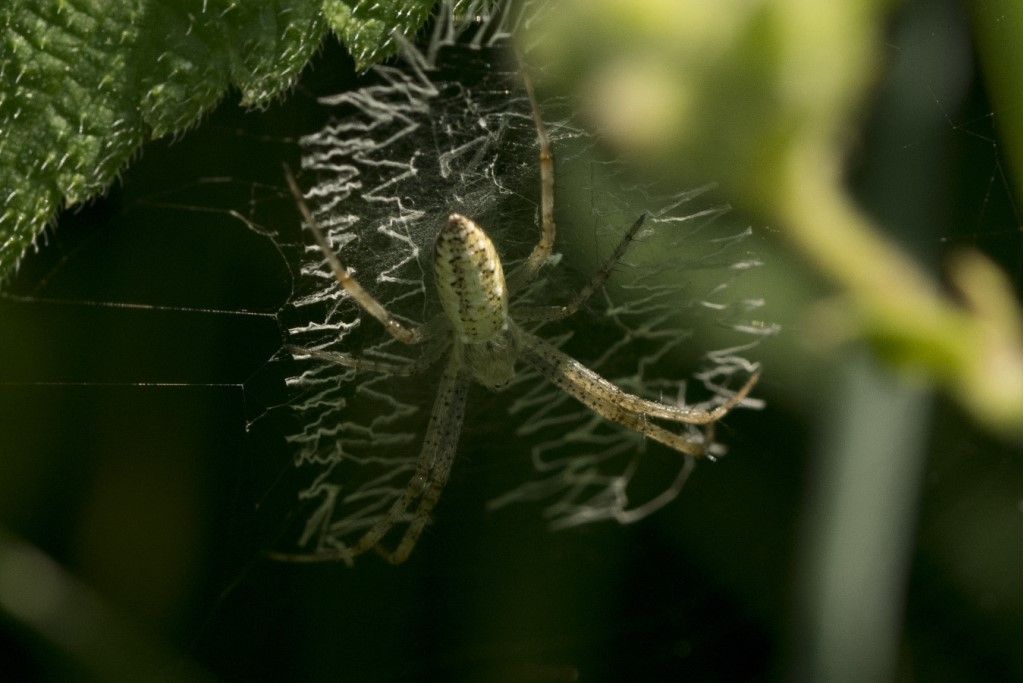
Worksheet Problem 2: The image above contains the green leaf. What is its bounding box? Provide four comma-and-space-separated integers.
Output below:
0, 0, 461, 282
0, 0, 495, 282
323, 0, 436, 71
322, 0, 492, 70
0, 0, 327, 279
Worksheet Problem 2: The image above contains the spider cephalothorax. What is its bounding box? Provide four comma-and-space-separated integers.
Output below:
282, 57, 759, 565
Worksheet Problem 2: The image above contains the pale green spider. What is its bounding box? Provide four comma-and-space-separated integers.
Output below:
282, 64, 759, 565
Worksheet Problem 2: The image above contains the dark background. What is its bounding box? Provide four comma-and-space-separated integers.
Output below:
0, 1, 1019, 680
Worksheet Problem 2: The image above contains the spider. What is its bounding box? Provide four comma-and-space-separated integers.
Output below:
282, 60, 759, 565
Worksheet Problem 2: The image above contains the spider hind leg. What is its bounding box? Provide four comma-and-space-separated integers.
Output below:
336, 347, 471, 564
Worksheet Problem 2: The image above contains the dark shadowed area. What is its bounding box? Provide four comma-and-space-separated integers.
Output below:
0, 2, 1019, 681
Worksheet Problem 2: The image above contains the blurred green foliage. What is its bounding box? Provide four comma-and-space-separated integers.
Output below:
969, 0, 1021, 185
523, 0, 1020, 435
0, 1, 1020, 681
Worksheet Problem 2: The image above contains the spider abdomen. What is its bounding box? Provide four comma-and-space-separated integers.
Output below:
434, 214, 509, 343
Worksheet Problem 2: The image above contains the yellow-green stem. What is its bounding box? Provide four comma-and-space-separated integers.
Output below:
781, 144, 1021, 435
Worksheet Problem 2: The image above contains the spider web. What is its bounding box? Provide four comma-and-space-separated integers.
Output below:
280, 1, 774, 557
0, 1, 1016, 677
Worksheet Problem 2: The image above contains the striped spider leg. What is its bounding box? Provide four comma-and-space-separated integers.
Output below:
282, 61, 759, 565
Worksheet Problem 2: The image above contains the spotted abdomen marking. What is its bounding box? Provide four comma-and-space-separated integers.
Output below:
434, 214, 509, 343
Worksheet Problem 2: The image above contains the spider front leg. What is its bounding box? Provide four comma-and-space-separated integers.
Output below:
507, 52, 556, 293
284, 166, 425, 345
514, 213, 648, 323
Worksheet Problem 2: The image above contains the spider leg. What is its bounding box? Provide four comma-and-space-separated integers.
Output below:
376, 450, 455, 565
343, 346, 470, 563
507, 51, 555, 292
287, 335, 451, 377
284, 165, 424, 344
514, 323, 757, 443
514, 213, 648, 323
288, 347, 423, 376
521, 346, 709, 457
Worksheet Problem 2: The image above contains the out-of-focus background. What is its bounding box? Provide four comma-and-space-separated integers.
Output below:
0, 0, 1019, 680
